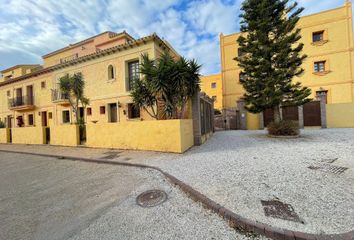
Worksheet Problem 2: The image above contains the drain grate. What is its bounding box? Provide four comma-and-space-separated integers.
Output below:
103, 151, 122, 155
101, 151, 123, 160
136, 190, 167, 208
100, 154, 119, 159
261, 200, 303, 223
308, 164, 348, 175
320, 158, 338, 164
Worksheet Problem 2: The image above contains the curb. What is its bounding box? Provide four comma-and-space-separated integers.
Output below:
1, 149, 353, 240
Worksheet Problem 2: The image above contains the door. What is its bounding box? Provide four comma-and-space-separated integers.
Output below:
41, 111, 48, 127
26, 85, 33, 105
282, 106, 299, 121
7, 115, 12, 128
303, 101, 321, 126
263, 108, 274, 127
109, 103, 118, 123
79, 107, 85, 122
16, 88, 22, 105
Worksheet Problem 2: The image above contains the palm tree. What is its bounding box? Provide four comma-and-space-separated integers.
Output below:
133, 52, 201, 119
59, 73, 89, 124
174, 57, 201, 118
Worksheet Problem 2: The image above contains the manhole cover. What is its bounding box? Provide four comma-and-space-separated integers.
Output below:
261, 200, 303, 223
136, 190, 167, 208
308, 164, 348, 175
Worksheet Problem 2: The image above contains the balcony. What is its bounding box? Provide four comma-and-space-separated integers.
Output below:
8, 95, 35, 111
51, 89, 70, 105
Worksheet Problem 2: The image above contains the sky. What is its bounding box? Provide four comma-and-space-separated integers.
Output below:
0, 0, 348, 75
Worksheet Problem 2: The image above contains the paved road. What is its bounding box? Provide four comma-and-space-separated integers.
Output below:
0, 152, 257, 240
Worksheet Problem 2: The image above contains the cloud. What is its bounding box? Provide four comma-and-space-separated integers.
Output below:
0, 0, 347, 74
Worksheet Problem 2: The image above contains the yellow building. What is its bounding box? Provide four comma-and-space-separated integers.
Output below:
200, 73, 223, 110
0, 31, 177, 128
202, 2, 354, 118
0, 31, 212, 152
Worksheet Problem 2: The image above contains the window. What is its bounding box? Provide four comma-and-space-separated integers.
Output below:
128, 103, 140, 119
100, 106, 106, 114
7, 90, 10, 97
108, 65, 115, 80
312, 31, 324, 43
128, 60, 139, 91
28, 114, 34, 126
239, 72, 246, 82
62, 110, 70, 123
41, 81, 46, 89
211, 82, 216, 88
87, 107, 92, 116
314, 61, 326, 72
48, 112, 53, 119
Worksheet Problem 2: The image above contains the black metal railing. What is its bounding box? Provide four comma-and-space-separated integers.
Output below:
51, 89, 69, 102
8, 95, 34, 108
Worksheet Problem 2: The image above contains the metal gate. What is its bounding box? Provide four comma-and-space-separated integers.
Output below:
200, 99, 213, 135
263, 103, 320, 127
282, 106, 299, 121
263, 108, 274, 127
303, 101, 321, 126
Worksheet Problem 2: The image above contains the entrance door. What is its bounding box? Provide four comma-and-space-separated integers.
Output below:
109, 103, 118, 122
304, 101, 321, 126
7, 115, 12, 128
41, 111, 48, 127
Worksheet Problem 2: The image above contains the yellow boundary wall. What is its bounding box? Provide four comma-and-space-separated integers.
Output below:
86, 119, 194, 153
0, 128, 10, 143
326, 102, 354, 128
12, 126, 46, 144
50, 124, 80, 147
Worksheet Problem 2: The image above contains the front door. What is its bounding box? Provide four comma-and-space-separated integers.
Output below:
41, 111, 48, 127
109, 103, 118, 122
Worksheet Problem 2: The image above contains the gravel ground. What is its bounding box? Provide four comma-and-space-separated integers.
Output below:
142, 129, 354, 234
0, 152, 264, 240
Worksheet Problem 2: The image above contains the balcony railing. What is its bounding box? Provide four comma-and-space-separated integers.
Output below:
8, 95, 34, 109
51, 89, 69, 103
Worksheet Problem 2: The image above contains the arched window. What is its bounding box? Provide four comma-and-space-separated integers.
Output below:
108, 65, 115, 80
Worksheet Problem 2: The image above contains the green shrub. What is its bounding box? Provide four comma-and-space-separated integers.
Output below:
0, 120, 5, 128
267, 120, 299, 136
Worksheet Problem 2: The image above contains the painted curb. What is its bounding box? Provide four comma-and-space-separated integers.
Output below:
0, 149, 353, 240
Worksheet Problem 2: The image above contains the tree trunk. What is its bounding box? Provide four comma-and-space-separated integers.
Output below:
273, 105, 281, 124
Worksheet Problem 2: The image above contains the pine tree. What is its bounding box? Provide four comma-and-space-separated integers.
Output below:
236, 0, 311, 124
